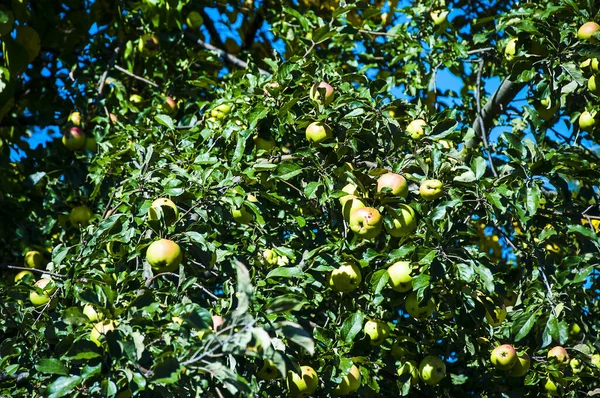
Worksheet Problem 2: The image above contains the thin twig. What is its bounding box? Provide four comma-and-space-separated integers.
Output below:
0, 264, 65, 279
357, 29, 399, 37
475, 58, 498, 177
114, 65, 159, 88
184, 31, 270, 76
146, 270, 220, 300
97, 42, 123, 96
467, 47, 494, 55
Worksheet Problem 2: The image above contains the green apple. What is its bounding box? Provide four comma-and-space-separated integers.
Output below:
419, 179, 444, 200
232, 205, 254, 224
384, 204, 417, 237
310, 81, 334, 105
397, 360, 419, 383
62, 127, 87, 151
253, 135, 276, 150
83, 303, 103, 322
334, 364, 361, 395
106, 241, 127, 258
391, 340, 412, 360
581, 111, 599, 132
210, 104, 232, 120
84, 135, 97, 151
138, 34, 159, 56
589, 75, 600, 96
341, 195, 366, 221
377, 172, 408, 198
29, 278, 57, 307
485, 305, 507, 327
14, 270, 33, 283
90, 320, 116, 346
405, 291, 434, 319
24, 250, 44, 268
570, 358, 584, 374
568, 323, 582, 339
162, 96, 178, 114
547, 346, 569, 367
262, 249, 279, 266
544, 377, 559, 395
148, 198, 179, 226
286, 366, 319, 398
70, 205, 93, 228
503, 290, 517, 307
504, 38, 518, 61
507, 352, 530, 377
578, 21, 600, 41
490, 344, 517, 370
146, 239, 183, 272
349, 207, 383, 240
305, 121, 332, 144
257, 359, 280, 380
363, 319, 391, 346
591, 353, 600, 367
329, 263, 362, 293
186, 11, 204, 30
406, 119, 427, 140
419, 356, 446, 385
387, 261, 412, 292
430, 10, 449, 25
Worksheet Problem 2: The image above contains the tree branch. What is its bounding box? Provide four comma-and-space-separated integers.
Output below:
184, 31, 270, 76
114, 65, 159, 88
97, 42, 123, 96
475, 59, 497, 177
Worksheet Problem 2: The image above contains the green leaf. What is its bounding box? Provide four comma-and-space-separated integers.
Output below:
280, 322, 315, 355
151, 357, 181, 385
266, 295, 307, 314
512, 312, 539, 341
35, 358, 69, 376
47, 376, 82, 398
526, 185, 540, 215
370, 269, 389, 295
266, 267, 304, 279
339, 311, 365, 343
155, 114, 175, 130
475, 265, 494, 293
471, 157, 487, 180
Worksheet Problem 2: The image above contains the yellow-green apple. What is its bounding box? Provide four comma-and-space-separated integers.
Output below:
387, 261, 412, 292
329, 263, 362, 293
589, 75, 600, 96
106, 241, 127, 258
334, 364, 361, 395
305, 121, 332, 144
262, 248, 279, 266
405, 291, 434, 319
397, 360, 419, 383
62, 127, 86, 151
231, 205, 254, 224
504, 38, 518, 61
392, 340, 412, 360
507, 352, 530, 377
14, 270, 33, 283
138, 34, 159, 55
286, 366, 319, 398
406, 119, 427, 140
503, 291, 517, 307
146, 239, 183, 272
419, 356, 446, 385
578, 21, 600, 41
544, 378, 559, 395
591, 353, 600, 367
536, 97, 558, 121
257, 359, 280, 380
569, 358, 584, 374
310, 81, 334, 105
581, 111, 598, 131
68, 111, 82, 126
568, 323, 582, 339
341, 195, 366, 221
384, 204, 417, 237
363, 319, 391, 346
485, 305, 507, 327
161, 96, 178, 114
70, 205, 93, 228
148, 198, 179, 226
29, 278, 57, 307
349, 207, 383, 240
186, 11, 204, 29
130, 94, 144, 104
83, 303, 103, 322
210, 104, 232, 120
581, 58, 600, 73
24, 250, 44, 268
90, 320, 116, 346
419, 179, 444, 200
430, 10, 449, 25
377, 172, 408, 198
490, 344, 517, 370
253, 135, 276, 150
547, 346, 569, 367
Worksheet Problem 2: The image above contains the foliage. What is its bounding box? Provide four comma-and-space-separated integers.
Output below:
2, 0, 600, 397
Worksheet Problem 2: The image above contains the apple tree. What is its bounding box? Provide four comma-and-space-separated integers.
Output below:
2, 0, 600, 397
